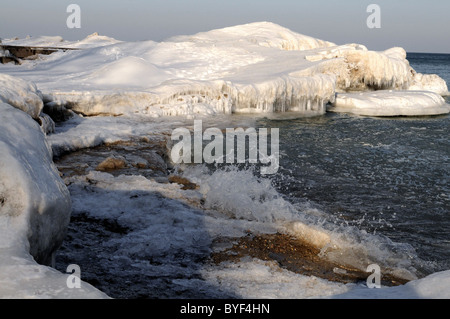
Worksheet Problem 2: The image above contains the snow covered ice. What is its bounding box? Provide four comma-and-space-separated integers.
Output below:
330, 90, 449, 116
1, 22, 450, 299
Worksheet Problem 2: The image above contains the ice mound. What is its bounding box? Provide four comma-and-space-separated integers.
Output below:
302, 46, 413, 92
1, 22, 448, 118
0, 73, 43, 119
330, 90, 449, 116
409, 72, 449, 96
69, 32, 123, 49
89, 56, 171, 88
0, 101, 70, 265
0, 102, 107, 298
172, 21, 336, 51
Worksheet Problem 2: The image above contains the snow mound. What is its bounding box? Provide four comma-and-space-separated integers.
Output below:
0, 73, 43, 119
89, 56, 170, 88
69, 32, 122, 49
330, 90, 449, 116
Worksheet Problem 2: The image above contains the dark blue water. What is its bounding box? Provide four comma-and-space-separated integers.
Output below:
264, 53, 450, 274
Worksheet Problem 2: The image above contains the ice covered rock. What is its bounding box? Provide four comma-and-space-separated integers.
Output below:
301, 46, 413, 92
38, 112, 56, 134
409, 72, 449, 96
329, 90, 449, 116
0, 102, 108, 298
0, 73, 43, 119
96, 155, 127, 171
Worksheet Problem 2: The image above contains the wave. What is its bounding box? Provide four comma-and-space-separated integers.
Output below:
182, 164, 432, 282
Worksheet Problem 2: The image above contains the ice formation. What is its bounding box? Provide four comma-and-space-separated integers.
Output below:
0, 101, 106, 298
409, 72, 449, 96
0, 73, 43, 119
3, 22, 447, 117
330, 90, 449, 116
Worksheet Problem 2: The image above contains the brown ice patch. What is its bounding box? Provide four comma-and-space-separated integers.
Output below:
168, 175, 198, 190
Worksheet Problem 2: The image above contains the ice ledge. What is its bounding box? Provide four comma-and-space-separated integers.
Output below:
329, 90, 449, 117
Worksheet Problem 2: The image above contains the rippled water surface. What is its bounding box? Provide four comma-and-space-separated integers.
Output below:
260, 112, 449, 272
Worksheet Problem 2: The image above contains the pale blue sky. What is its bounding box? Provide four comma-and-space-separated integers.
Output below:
1, 0, 449, 53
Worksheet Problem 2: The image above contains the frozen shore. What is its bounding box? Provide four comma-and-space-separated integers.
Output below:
1, 22, 448, 118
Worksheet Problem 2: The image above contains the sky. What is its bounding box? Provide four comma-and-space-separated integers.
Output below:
1, 0, 449, 53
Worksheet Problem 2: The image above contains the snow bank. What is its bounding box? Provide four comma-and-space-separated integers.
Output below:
0, 101, 69, 264
330, 90, 449, 116
89, 56, 171, 88
0, 102, 107, 298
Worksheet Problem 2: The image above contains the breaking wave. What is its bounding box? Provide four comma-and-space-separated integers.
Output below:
182, 164, 430, 282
